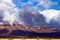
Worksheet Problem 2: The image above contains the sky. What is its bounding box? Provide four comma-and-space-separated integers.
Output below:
0, 0, 60, 30
13, 0, 60, 10
12, 0, 60, 30
13, 0, 60, 25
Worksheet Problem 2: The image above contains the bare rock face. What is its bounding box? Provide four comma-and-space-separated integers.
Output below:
29, 26, 58, 33
0, 23, 59, 36
12, 23, 58, 33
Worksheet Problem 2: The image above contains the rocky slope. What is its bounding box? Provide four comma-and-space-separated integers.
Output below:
0, 23, 59, 34
0, 23, 59, 37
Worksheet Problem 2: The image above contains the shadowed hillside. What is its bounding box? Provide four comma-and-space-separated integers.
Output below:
0, 23, 59, 38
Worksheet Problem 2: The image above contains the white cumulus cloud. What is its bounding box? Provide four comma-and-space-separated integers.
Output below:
39, 9, 60, 23
37, 0, 57, 9
0, 0, 24, 25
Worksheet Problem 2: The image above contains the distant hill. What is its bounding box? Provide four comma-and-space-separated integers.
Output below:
0, 23, 60, 38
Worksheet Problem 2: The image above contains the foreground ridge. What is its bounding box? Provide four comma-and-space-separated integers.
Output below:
0, 23, 59, 36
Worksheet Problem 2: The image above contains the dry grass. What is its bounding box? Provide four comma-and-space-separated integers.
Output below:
0, 38, 60, 40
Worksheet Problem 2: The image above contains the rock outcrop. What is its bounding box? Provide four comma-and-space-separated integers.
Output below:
0, 23, 59, 36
